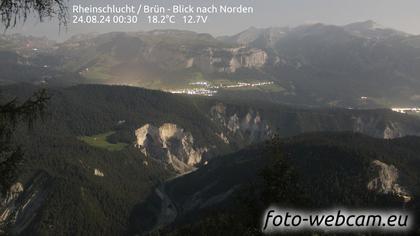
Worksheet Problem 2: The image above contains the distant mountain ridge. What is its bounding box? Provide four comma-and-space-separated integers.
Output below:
2, 21, 420, 235
1, 21, 420, 107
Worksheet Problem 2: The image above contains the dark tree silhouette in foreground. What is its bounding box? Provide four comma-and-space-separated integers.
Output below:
0, 0, 66, 192
0, 0, 67, 29
0, 0, 66, 232
0, 90, 49, 194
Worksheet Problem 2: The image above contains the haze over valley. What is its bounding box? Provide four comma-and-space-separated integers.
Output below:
2, 20, 420, 109
2, 19, 420, 235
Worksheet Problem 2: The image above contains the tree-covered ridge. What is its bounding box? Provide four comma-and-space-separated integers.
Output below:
145, 133, 420, 235
1, 84, 420, 235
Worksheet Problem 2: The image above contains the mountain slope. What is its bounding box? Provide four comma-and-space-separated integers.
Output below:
132, 133, 420, 234
219, 21, 420, 107
1, 84, 420, 234
3, 83, 420, 171
3, 22, 420, 107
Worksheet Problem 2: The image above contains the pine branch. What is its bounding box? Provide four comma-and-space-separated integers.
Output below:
0, 0, 67, 29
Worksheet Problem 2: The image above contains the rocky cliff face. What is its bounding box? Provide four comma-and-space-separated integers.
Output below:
367, 160, 411, 202
383, 122, 403, 139
210, 103, 273, 145
56, 31, 269, 76
130, 101, 419, 175
133, 104, 274, 173
0, 172, 51, 234
135, 123, 208, 173
0, 183, 23, 229
227, 47, 268, 72
352, 116, 415, 139
189, 47, 267, 73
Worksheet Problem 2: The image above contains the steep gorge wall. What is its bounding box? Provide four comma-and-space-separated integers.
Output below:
133, 103, 420, 173
187, 47, 268, 73
135, 123, 208, 173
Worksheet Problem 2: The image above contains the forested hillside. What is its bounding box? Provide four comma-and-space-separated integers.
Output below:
141, 133, 420, 235
1, 84, 420, 234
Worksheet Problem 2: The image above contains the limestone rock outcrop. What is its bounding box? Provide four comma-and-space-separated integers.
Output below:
135, 123, 208, 173
367, 160, 411, 202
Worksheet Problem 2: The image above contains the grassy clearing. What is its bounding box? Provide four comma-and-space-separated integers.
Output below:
82, 66, 115, 81
79, 131, 128, 151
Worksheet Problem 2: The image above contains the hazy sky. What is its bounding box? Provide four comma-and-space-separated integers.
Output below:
3, 0, 420, 41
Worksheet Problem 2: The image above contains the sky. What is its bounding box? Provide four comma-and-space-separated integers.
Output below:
3, 0, 420, 41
